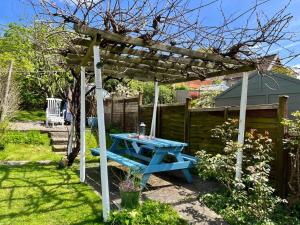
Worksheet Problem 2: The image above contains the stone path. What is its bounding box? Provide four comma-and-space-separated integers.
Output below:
9, 121, 68, 132
85, 162, 227, 225
0, 160, 53, 165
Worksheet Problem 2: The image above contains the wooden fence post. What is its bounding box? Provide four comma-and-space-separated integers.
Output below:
156, 104, 161, 137
224, 107, 229, 121
123, 98, 126, 131
184, 98, 192, 153
137, 93, 143, 124
277, 95, 289, 197
110, 94, 114, 126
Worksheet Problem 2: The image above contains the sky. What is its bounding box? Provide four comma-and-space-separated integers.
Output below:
1, 0, 300, 67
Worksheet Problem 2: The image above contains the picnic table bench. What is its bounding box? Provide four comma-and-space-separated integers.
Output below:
91, 133, 196, 188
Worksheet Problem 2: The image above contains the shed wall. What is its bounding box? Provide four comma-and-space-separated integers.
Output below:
215, 73, 300, 117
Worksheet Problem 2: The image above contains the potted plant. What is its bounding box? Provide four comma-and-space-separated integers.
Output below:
119, 171, 141, 209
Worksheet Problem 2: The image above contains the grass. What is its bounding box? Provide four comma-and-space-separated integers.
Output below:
0, 144, 61, 161
0, 129, 104, 224
0, 129, 113, 162
85, 129, 114, 162
2, 130, 50, 145
0, 163, 103, 225
0, 130, 60, 162
13, 110, 45, 122
1, 129, 107, 163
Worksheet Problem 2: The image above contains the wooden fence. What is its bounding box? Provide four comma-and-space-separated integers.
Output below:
103, 95, 142, 132
89, 94, 289, 197
87, 94, 141, 132
139, 96, 289, 197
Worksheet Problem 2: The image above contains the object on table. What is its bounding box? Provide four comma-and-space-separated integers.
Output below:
139, 122, 146, 135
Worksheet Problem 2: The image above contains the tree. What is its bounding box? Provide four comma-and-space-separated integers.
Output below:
28, 0, 297, 165
0, 23, 72, 108
130, 81, 175, 104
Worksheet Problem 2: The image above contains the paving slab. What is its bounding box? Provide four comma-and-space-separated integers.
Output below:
9, 121, 69, 132
0, 160, 53, 166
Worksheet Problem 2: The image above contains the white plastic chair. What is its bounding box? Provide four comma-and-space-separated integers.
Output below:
46, 98, 65, 127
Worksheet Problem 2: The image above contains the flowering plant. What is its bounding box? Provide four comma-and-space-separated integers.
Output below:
119, 170, 141, 192
197, 119, 284, 222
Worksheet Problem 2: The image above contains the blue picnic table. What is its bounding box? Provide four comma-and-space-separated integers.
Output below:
91, 133, 196, 188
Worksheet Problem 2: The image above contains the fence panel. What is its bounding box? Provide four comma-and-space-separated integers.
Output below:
90, 94, 288, 197
139, 97, 287, 197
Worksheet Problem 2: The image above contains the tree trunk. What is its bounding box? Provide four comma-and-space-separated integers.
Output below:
67, 76, 81, 166
0, 61, 13, 122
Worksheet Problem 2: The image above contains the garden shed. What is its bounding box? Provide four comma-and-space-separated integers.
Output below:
215, 72, 300, 117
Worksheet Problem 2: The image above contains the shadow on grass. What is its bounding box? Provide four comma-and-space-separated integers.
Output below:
0, 163, 103, 225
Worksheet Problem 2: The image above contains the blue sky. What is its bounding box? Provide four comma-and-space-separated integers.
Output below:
1, 0, 300, 67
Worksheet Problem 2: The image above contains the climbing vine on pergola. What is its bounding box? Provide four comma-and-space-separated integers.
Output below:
66, 23, 256, 83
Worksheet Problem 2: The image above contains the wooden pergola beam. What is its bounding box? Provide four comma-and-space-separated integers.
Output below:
68, 52, 253, 83
68, 23, 257, 84
84, 63, 252, 84
163, 65, 255, 83
72, 38, 91, 47
73, 36, 99, 74
66, 53, 210, 77
101, 68, 186, 82
86, 63, 196, 80
74, 23, 248, 66
71, 39, 217, 69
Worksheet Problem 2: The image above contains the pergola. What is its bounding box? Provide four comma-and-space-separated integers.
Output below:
67, 24, 256, 83
66, 23, 257, 221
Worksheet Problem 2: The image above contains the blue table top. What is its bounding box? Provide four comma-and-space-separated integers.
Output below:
110, 133, 188, 148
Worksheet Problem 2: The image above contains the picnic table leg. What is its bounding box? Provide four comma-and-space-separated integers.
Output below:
108, 138, 121, 153
141, 152, 166, 189
175, 153, 193, 183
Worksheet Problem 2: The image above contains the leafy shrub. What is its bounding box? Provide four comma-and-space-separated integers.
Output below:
104, 80, 175, 104
282, 111, 300, 204
2, 130, 50, 146
201, 192, 300, 225
129, 81, 175, 104
191, 90, 221, 108
106, 200, 187, 225
196, 119, 286, 224
175, 85, 189, 90
0, 120, 9, 150
13, 110, 45, 122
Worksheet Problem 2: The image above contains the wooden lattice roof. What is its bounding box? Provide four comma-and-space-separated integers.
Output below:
66, 23, 257, 83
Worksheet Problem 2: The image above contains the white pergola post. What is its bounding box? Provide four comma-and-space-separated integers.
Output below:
80, 66, 86, 182
150, 80, 159, 137
93, 46, 110, 221
235, 72, 250, 180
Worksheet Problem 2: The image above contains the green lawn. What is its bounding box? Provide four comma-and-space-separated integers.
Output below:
0, 144, 61, 161
0, 130, 111, 162
13, 110, 45, 122
0, 163, 103, 225
0, 128, 188, 225
0, 129, 106, 225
